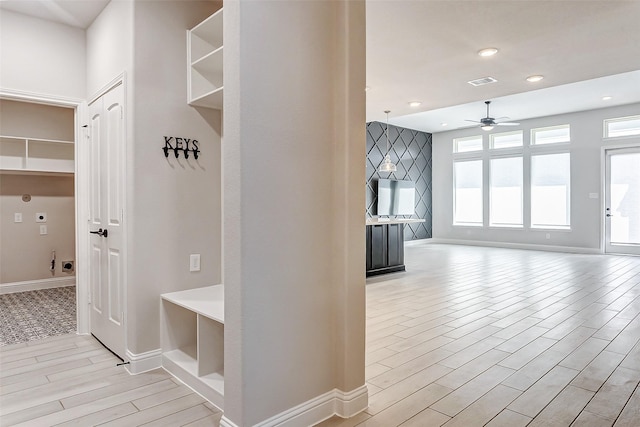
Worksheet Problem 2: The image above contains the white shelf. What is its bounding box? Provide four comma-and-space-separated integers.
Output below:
161, 284, 225, 411
187, 8, 223, 109
161, 284, 224, 323
0, 135, 74, 175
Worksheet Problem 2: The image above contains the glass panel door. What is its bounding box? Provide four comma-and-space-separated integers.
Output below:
605, 147, 640, 255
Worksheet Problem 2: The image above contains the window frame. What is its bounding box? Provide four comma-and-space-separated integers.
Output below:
453, 135, 483, 153
489, 154, 524, 228
530, 151, 571, 230
603, 115, 640, 139
531, 124, 571, 146
453, 158, 484, 227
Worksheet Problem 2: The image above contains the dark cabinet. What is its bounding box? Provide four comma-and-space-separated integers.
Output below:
366, 223, 405, 277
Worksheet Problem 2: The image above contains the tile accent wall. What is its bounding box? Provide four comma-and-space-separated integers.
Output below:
366, 121, 433, 240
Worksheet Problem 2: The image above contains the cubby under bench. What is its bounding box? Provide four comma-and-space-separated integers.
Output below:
160, 284, 224, 410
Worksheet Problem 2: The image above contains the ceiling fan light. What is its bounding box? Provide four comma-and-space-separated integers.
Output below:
379, 154, 397, 172
481, 125, 494, 131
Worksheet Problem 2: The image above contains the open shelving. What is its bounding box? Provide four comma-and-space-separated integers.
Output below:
161, 284, 225, 410
0, 135, 74, 175
187, 7, 223, 109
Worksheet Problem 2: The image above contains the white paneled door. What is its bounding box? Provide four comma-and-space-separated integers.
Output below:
605, 146, 640, 255
87, 83, 126, 359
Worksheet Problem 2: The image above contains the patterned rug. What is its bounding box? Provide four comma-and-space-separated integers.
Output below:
0, 286, 76, 346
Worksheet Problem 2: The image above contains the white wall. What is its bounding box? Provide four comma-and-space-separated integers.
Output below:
0, 175, 75, 284
223, 0, 366, 425
0, 100, 76, 285
433, 103, 640, 250
128, 0, 222, 355
0, 9, 85, 99
85, 0, 133, 98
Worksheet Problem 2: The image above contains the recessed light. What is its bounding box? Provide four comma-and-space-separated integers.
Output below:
526, 75, 544, 83
602, 96, 613, 101
408, 101, 421, 107
478, 48, 499, 57
441, 123, 448, 127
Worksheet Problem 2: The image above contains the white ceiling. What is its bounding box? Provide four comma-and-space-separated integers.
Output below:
0, 0, 109, 29
2, 0, 640, 133
367, 0, 640, 133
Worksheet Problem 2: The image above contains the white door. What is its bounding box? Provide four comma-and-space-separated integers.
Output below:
605, 146, 640, 255
88, 83, 126, 359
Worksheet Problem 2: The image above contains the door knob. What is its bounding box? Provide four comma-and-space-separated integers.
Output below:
90, 228, 108, 238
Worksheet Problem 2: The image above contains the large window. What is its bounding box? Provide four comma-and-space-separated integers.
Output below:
490, 157, 523, 227
454, 160, 482, 225
531, 153, 570, 228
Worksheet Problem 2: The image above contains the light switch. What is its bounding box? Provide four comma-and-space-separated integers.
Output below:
190, 254, 201, 272
14, 213, 22, 223
589, 193, 599, 199
40, 225, 48, 235
36, 212, 47, 222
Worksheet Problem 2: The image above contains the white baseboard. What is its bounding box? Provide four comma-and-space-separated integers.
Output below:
0, 277, 76, 294
222, 385, 367, 427
220, 417, 239, 427
125, 348, 162, 374
404, 238, 433, 246
333, 384, 369, 418
429, 238, 601, 254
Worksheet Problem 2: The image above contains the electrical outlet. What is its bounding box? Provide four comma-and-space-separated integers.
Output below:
40, 225, 48, 235
14, 213, 22, 223
36, 212, 47, 223
190, 254, 201, 272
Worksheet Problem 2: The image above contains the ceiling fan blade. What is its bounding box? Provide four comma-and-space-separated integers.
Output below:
496, 122, 520, 126
493, 116, 510, 121
465, 119, 481, 123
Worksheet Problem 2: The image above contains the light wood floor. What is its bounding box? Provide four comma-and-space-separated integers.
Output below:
321, 243, 640, 427
0, 334, 222, 426
2, 244, 640, 426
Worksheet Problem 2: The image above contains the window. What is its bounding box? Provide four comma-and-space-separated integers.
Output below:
490, 131, 523, 149
454, 135, 483, 153
490, 157, 523, 226
604, 115, 640, 138
454, 160, 482, 225
531, 153, 570, 228
531, 125, 570, 145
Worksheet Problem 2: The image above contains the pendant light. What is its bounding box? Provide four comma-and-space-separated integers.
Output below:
379, 110, 397, 173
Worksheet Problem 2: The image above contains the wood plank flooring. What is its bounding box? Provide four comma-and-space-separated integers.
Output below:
320, 243, 640, 427
2, 244, 640, 426
0, 334, 222, 426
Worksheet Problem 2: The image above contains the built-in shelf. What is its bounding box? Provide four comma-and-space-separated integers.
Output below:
187, 8, 223, 109
161, 284, 224, 410
0, 135, 74, 175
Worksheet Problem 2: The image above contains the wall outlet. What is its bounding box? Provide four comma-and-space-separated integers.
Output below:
190, 254, 201, 272
36, 212, 47, 223
40, 225, 48, 235
14, 213, 22, 223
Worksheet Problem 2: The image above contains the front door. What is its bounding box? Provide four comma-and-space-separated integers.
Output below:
88, 82, 126, 359
605, 146, 640, 255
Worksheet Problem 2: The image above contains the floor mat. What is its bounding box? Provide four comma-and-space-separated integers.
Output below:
0, 286, 76, 346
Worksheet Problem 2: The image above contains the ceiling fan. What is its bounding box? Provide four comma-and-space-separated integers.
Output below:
466, 101, 520, 130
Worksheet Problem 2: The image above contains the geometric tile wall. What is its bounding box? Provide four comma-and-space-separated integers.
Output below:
366, 121, 433, 240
